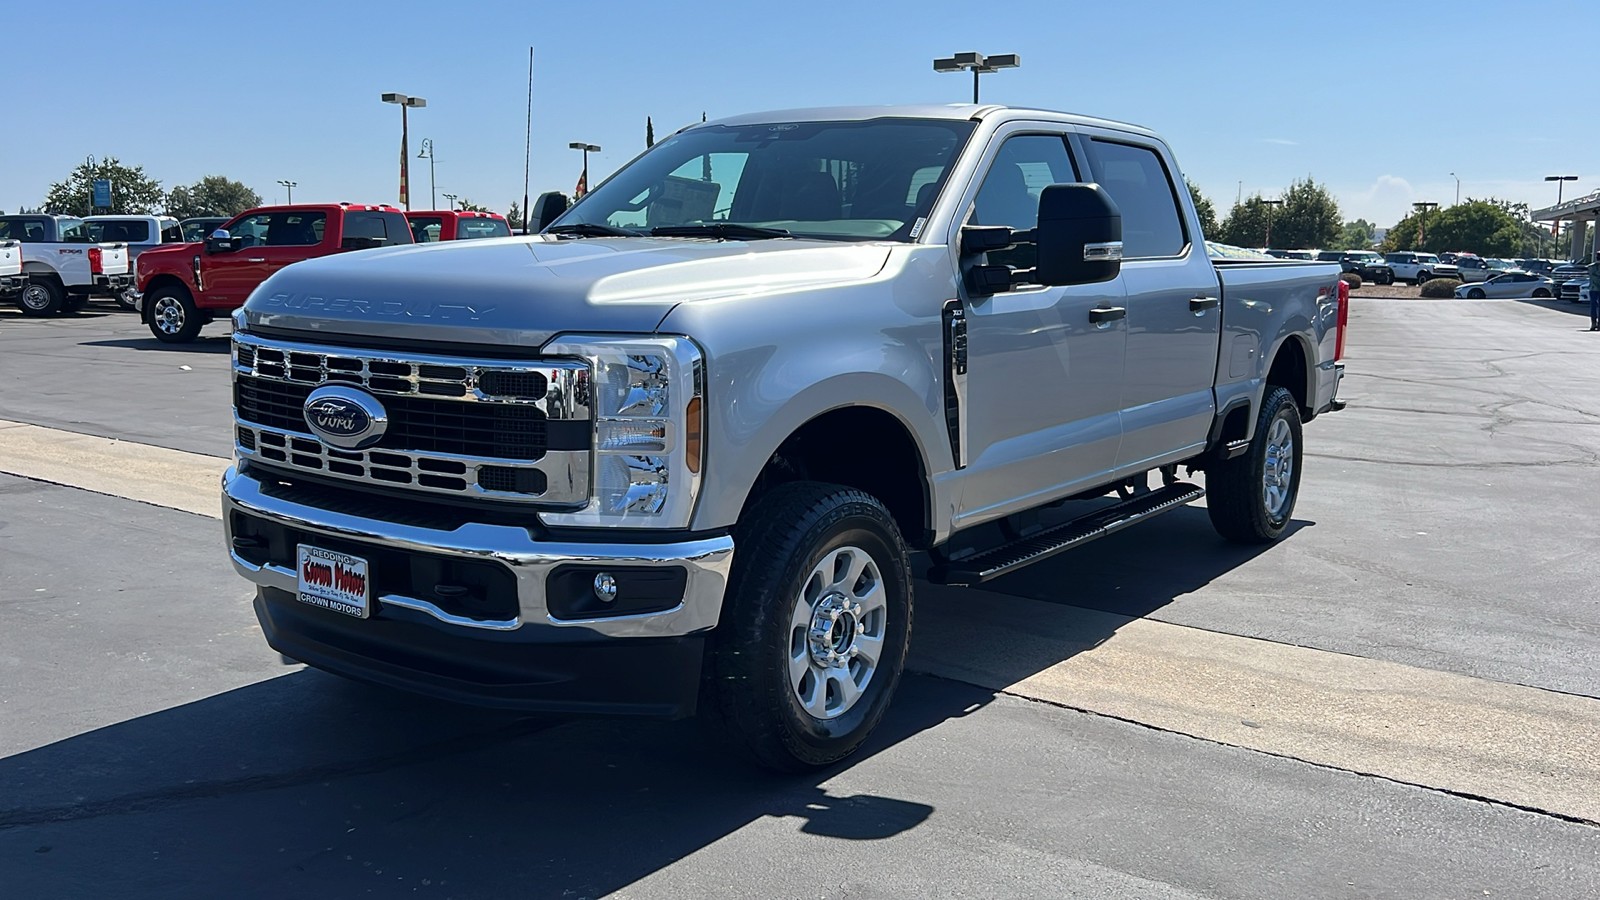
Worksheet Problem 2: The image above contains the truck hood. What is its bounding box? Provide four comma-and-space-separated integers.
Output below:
241, 236, 893, 349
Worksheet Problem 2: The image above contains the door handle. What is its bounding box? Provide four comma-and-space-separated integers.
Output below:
1189, 295, 1220, 312
1088, 306, 1127, 324
246, 257, 267, 263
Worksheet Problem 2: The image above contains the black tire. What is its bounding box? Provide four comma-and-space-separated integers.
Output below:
1417, 272, 1431, 284
1468, 288, 1485, 299
65, 294, 89, 313
1532, 289, 1551, 298
703, 482, 913, 772
17, 278, 64, 317
1206, 386, 1303, 544
146, 286, 203, 343
1381, 273, 1394, 285
115, 287, 138, 311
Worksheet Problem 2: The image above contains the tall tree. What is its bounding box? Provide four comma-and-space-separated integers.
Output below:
1268, 177, 1341, 250
455, 199, 490, 213
1185, 177, 1218, 239
165, 175, 262, 218
43, 157, 164, 216
1332, 219, 1377, 250
506, 200, 524, 231
646, 116, 655, 148
1382, 199, 1525, 256
1218, 195, 1272, 248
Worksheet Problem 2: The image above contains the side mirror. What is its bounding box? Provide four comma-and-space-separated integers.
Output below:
532, 191, 570, 233
204, 229, 241, 254
1034, 184, 1122, 286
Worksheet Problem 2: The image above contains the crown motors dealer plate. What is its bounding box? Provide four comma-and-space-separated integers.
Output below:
296, 545, 372, 619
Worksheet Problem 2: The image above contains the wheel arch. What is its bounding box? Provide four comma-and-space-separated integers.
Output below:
139, 275, 192, 322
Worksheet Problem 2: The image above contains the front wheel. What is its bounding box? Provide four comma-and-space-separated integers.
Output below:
17, 279, 64, 316
1206, 386, 1304, 544
704, 482, 912, 771
1532, 289, 1551, 298
147, 287, 203, 343
1467, 288, 1485, 299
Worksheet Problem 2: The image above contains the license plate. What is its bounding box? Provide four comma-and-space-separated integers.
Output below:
296, 545, 371, 619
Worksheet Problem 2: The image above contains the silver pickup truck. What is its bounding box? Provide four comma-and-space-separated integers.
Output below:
223, 105, 1347, 770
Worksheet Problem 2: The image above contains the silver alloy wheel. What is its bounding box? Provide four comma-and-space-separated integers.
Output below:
1261, 416, 1294, 520
153, 296, 186, 335
20, 284, 51, 311
787, 545, 887, 720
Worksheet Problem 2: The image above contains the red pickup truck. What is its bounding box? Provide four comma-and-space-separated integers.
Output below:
135, 203, 412, 343
404, 210, 512, 242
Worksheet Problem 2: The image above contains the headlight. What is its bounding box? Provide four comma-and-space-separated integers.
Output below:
231, 308, 248, 332
537, 334, 705, 529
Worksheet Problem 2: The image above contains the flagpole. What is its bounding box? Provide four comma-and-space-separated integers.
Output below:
522, 46, 534, 234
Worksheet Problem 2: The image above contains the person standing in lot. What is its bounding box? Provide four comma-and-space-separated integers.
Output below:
1589, 257, 1600, 331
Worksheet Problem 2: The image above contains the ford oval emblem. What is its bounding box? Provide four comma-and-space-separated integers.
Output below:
303, 386, 388, 450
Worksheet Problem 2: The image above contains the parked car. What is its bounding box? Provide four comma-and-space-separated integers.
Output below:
84, 215, 186, 309
221, 104, 1348, 771
405, 210, 513, 242
0, 238, 22, 302
1451, 255, 1497, 283
1452, 272, 1557, 299
1382, 250, 1456, 284
1550, 263, 1588, 301
133, 203, 412, 343
1316, 249, 1394, 284
180, 216, 230, 244
0, 214, 132, 315
1263, 249, 1313, 260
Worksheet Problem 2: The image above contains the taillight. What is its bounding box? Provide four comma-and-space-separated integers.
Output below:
88, 247, 104, 275
1335, 278, 1350, 362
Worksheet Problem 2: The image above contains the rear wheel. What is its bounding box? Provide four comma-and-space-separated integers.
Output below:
1206, 386, 1303, 544
115, 286, 138, 311
147, 286, 202, 343
18, 279, 64, 316
1532, 289, 1551, 298
704, 482, 912, 771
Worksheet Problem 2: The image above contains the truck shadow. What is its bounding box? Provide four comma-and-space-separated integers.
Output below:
1516, 296, 1591, 319
80, 335, 234, 354
1, 506, 1302, 898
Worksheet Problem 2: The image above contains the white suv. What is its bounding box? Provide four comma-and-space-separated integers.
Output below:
1383, 251, 1456, 285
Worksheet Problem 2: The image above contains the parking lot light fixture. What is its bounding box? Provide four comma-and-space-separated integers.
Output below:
1262, 198, 1283, 248
442, 192, 458, 211
1413, 201, 1439, 247
417, 139, 437, 211
569, 142, 601, 196
1449, 172, 1459, 205
1544, 175, 1578, 240
276, 180, 297, 205
933, 51, 1020, 103
381, 92, 428, 210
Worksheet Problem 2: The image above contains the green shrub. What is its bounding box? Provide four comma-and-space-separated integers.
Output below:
1338, 271, 1362, 289
1420, 278, 1462, 298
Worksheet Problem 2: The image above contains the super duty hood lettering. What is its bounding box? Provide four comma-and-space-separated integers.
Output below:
257, 293, 497, 321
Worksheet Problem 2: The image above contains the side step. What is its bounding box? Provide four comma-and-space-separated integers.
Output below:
928, 482, 1206, 586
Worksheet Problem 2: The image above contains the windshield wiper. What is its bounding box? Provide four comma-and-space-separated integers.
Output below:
546, 222, 643, 238
649, 223, 792, 241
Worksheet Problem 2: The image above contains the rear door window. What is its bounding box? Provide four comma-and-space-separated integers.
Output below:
86, 220, 152, 243
263, 212, 327, 247
457, 217, 511, 239
408, 216, 444, 242
1081, 139, 1188, 258
342, 211, 413, 246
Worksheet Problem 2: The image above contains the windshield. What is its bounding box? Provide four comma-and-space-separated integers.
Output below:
551, 118, 976, 242
86, 220, 151, 243
1346, 251, 1380, 262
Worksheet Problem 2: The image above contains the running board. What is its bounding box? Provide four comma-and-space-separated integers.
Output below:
928, 482, 1206, 586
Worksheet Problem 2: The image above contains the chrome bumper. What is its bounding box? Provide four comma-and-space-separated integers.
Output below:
222, 465, 734, 638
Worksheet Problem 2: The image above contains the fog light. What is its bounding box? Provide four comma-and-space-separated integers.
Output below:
593, 572, 618, 603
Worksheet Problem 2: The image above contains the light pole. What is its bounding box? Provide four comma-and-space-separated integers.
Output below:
417, 139, 437, 210
276, 180, 297, 205
1413, 201, 1439, 248
933, 51, 1020, 103
1449, 172, 1459, 205
442, 193, 458, 211
381, 92, 427, 210
1544, 175, 1578, 245
569, 142, 601, 197
1262, 198, 1283, 248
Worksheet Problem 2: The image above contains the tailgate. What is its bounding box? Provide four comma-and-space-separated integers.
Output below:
0, 239, 19, 277
97, 243, 130, 275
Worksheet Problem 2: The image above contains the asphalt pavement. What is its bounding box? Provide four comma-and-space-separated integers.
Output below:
1, 296, 1598, 898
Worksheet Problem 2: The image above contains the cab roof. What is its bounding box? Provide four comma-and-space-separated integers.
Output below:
703, 104, 1158, 138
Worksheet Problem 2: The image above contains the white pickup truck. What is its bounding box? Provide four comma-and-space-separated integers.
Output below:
0, 214, 133, 316
83, 215, 185, 309
0, 239, 22, 303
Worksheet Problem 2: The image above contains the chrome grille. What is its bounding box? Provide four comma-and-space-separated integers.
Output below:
232, 334, 592, 506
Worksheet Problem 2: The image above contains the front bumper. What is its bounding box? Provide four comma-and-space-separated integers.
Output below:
223, 465, 735, 716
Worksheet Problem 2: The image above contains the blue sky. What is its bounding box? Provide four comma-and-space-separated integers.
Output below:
5, 0, 1596, 229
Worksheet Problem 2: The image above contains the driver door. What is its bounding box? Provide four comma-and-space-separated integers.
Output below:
948, 126, 1128, 530
202, 213, 273, 306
